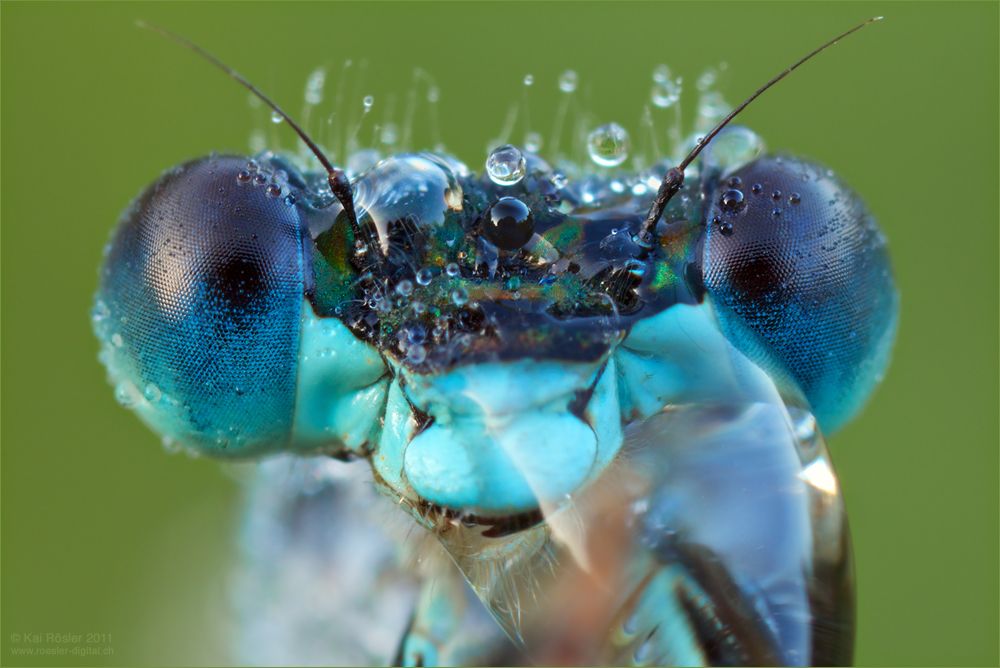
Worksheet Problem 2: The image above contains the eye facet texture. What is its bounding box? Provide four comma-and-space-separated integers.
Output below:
96, 155, 308, 457
703, 156, 898, 432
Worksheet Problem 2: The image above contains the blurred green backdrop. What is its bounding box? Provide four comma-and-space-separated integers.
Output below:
2, 2, 997, 666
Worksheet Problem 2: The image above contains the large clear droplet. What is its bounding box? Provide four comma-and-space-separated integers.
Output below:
486, 144, 527, 185
587, 123, 630, 167
270, 110, 283, 124
558, 70, 578, 93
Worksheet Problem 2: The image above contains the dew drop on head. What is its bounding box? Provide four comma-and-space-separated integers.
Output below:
524, 132, 542, 153
451, 287, 469, 307
587, 123, 630, 167
720, 188, 745, 212
651, 79, 681, 108
143, 383, 161, 403
483, 196, 535, 251
486, 144, 527, 185
304, 67, 326, 105
558, 70, 578, 93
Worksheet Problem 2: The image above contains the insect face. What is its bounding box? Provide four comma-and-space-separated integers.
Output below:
93, 19, 896, 665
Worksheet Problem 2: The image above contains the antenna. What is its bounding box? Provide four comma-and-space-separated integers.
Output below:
137, 21, 379, 260
642, 17, 882, 237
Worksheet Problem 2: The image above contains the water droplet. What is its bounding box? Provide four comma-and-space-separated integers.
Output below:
411, 300, 426, 314
111, 333, 123, 347
728, 176, 742, 187
482, 196, 534, 251
651, 79, 681, 108
304, 67, 326, 105
523, 74, 534, 86
115, 381, 140, 408
524, 131, 542, 153
266, 183, 281, 197
445, 262, 461, 277
363, 94, 374, 109
652, 64, 671, 83
751, 183, 763, 194
249, 130, 266, 153
161, 437, 181, 454
143, 383, 162, 403
270, 110, 283, 124
720, 188, 745, 212
771, 190, 782, 200
772, 208, 782, 217
587, 123, 630, 167
91, 300, 110, 323
396, 279, 414, 297
416, 268, 434, 286
719, 221, 734, 236
254, 173, 267, 185
696, 91, 730, 128
380, 122, 399, 146
237, 169, 252, 183
427, 87, 439, 103
696, 67, 717, 91
407, 344, 427, 365
551, 172, 568, 189
558, 70, 578, 93
284, 194, 296, 206
789, 193, 801, 205
407, 324, 427, 345
486, 144, 527, 185
451, 287, 469, 306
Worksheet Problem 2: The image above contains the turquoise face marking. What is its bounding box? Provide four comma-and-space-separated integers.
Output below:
95, 33, 898, 663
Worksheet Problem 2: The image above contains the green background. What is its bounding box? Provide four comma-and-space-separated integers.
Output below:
2, 2, 997, 665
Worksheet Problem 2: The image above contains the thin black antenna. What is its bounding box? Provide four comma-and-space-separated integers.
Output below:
137, 21, 376, 258
642, 16, 882, 237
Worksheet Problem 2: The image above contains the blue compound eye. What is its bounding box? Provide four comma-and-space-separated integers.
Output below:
702, 155, 899, 433
94, 155, 309, 457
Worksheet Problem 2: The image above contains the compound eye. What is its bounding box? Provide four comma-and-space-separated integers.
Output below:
702, 156, 898, 432
94, 155, 309, 457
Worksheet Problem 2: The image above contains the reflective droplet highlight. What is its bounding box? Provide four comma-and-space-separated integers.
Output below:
587, 123, 630, 167
143, 383, 162, 403
416, 268, 434, 286
486, 144, 527, 185
651, 79, 681, 108
558, 70, 578, 93
720, 188, 745, 212
482, 196, 535, 251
